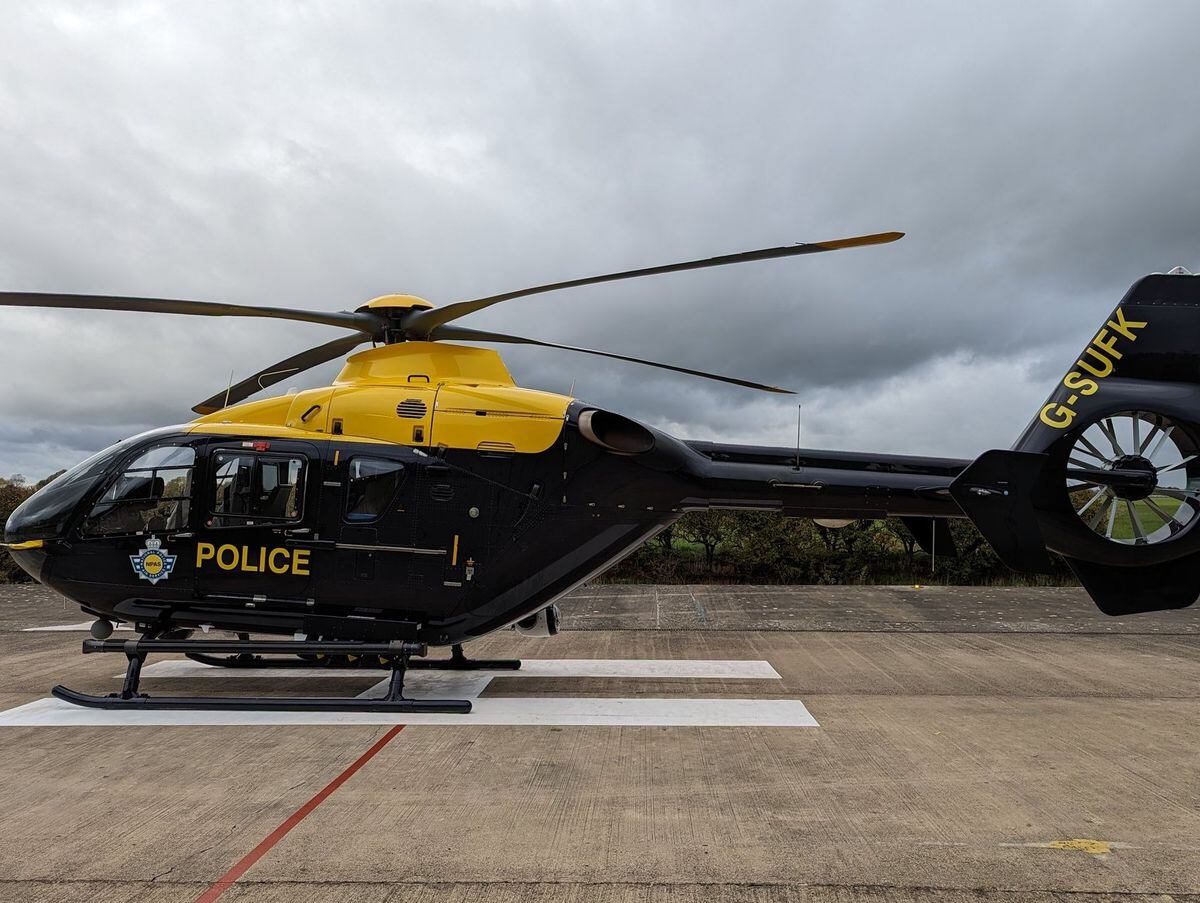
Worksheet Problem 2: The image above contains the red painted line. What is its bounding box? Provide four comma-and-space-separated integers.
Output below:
194, 724, 405, 903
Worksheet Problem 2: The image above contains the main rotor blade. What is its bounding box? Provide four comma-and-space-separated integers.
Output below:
431, 325, 794, 394
192, 333, 370, 415
0, 292, 381, 334
406, 231, 903, 336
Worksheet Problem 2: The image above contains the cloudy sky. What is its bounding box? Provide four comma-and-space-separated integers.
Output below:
1, 1, 1199, 480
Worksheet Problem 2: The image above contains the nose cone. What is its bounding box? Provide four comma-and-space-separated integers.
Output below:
3, 542, 47, 582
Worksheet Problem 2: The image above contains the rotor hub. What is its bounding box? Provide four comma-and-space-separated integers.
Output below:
1108, 455, 1157, 501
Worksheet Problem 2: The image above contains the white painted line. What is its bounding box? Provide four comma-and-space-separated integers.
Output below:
23, 621, 132, 633
137, 658, 782, 680
0, 696, 817, 728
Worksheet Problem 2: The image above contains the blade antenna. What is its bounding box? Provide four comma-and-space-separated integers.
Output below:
794, 404, 802, 471
223, 369, 235, 411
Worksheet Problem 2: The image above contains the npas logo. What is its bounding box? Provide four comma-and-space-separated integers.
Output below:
1039, 307, 1148, 429
130, 536, 177, 585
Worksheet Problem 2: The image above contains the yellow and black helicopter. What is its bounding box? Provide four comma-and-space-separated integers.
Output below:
4, 232, 1199, 712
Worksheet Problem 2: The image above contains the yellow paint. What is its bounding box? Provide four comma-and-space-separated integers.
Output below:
284, 387, 334, 434
196, 542, 311, 576
451, 534, 459, 566
432, 384, 569, 454
333, 342, 515, 388
3, 539, 45, 550
333, 449, 340, 466
329, 384, 436, 447
356, 294, 434, 312
1047, 839, 1112, 855
140, 552, 167, 577
189, 343, 571, 453
815, 231, 904, 250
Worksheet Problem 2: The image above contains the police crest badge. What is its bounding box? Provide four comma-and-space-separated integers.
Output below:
130, 536, 177, 585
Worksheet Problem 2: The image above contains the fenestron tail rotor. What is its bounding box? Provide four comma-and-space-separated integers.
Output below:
0, 230, 903, 411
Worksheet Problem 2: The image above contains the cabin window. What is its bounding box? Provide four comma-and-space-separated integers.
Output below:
209, 452, 306, 527
345, 457, 405, 522
82, 445, 195, 536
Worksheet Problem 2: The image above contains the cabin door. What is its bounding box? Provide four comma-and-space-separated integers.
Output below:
194, 440, 322, 609
325, 452, 421, 607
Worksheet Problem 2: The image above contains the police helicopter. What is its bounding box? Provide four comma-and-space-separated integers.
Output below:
4, 232, 1200, 713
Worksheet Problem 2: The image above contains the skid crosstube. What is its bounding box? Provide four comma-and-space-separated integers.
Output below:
52, 637, 475, 713
407, 643, 520, 671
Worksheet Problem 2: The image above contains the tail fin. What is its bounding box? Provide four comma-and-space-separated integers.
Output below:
953, 271, 1200, 615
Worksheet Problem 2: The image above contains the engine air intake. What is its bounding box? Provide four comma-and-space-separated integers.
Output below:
396, 398, 428, 419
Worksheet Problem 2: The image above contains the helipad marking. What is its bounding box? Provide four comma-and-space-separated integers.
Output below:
0, 657, 809, 727
137, 658, 782, 680
0, 696, 817, 727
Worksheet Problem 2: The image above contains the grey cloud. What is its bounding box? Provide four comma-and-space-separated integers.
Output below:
1, 1, 1199, 479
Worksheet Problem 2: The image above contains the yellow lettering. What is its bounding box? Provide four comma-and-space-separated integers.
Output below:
216, 544, 239, 570
1040, 402, 1076, 429
292, 549, 310, 577
240, 545, 257, 573
196, 542, 215, 568
1091, 328, 1122, 360
1107, 307, 1147, 341
1077, 346, 1114, 378
257, 547, 267, 572
1063, 371, 1099, 396
269, 548, 290, 575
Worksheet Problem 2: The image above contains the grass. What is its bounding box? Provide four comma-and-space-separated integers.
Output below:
1071, 489, 1185, 541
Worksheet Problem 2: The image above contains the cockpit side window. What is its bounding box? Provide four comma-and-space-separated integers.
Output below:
345, 457, 405, 522
208, 451, 306, 527
82, 445, 196, 537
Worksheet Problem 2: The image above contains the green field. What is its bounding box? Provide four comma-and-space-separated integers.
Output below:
1071, 490, 1186, 541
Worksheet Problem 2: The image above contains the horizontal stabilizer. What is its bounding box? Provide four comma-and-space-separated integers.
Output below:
949, 450, 1054, 573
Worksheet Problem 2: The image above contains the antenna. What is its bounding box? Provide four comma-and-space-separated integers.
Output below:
568, 376, 577, 397
931, 517, 937, 574
222, 369, 235, 411
794, 403, 802, 470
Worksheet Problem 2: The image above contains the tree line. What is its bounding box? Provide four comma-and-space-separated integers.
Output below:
600, 509, 1077, 586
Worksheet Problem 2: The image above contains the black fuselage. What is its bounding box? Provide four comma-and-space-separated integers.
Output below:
6, 403, 968, 645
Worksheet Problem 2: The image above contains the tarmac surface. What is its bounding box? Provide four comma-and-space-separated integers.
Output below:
0, 582, 1197, 902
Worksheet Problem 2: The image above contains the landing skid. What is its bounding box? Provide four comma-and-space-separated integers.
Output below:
51, 638, 473, 713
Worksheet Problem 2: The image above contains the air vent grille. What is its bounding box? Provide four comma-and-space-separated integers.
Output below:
430, 483, 454, 501
396, 398, 427, 419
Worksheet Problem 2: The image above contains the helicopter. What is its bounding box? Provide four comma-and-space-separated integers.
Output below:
3, 232, 1199, 713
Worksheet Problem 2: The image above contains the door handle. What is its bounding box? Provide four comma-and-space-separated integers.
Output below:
285, 528, 313, 536
171, 532, 195, 539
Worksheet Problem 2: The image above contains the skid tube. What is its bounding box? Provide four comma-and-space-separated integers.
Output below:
51, 637, 473, 713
